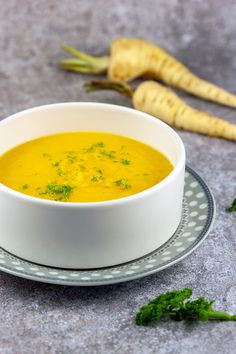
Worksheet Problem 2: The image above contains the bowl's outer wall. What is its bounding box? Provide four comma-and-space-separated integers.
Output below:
0, 103, 185, 268
0, 167, 185, 268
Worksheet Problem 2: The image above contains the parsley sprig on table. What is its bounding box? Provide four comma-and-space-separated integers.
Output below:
228, 198, 236, 212
135, 288, 236, 325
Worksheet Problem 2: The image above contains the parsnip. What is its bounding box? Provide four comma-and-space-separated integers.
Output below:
60, 38, 236, 108
84, 80, 236, 141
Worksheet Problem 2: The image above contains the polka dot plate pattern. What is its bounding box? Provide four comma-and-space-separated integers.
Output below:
0, 166, 215, 286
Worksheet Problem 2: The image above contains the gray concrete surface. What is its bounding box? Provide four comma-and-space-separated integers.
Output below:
0, 0, 236, 353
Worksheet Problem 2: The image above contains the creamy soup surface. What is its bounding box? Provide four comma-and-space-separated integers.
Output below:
0, 132, 173, 202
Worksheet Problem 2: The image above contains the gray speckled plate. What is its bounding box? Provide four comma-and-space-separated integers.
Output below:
0, 166, 215, 286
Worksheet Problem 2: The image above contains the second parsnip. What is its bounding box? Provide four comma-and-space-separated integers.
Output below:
84, 80, 236, 141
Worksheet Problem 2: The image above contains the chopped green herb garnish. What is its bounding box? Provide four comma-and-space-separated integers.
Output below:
121, 159, 130, 165
96, 169, 103, 175
84, 146, 93, 153
52, 161, 60, 167
57, 168, 65, 176
42, 152, 52, 160
39, 183, 74, 201
91, 174, 104, 182
66, 151, 77, 163
228, 198, 236, 212
84, 142, 105, 153
91, 175, 99, 182
95, 142, 104, 148
55, 196, 63, 201
47, 183, 73, 198
114, 178, 131, 189
135, 288, 236, 325
22, 184, 29, 190
100, 149, 115, 159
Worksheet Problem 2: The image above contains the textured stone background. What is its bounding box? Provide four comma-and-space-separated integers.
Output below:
0, 1, 236, 353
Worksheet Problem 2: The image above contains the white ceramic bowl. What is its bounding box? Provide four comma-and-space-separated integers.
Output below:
0, 103, 185, 268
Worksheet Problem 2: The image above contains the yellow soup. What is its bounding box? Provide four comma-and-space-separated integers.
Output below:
0, 132, 173, 202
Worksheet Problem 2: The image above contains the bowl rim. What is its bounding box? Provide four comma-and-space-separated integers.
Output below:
0, 102, 186, 208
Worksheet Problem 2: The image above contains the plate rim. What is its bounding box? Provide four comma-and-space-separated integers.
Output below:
0, 165, 215, 286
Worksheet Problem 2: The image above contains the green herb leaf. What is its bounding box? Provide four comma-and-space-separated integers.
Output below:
40, 183, 74, 201
52, 161, 60, 167
100, 149, 115, 159
135, 288, 236, 325
121, 159, 130, 165
91, 175, 99, 182
66, 151, 77, 163
91, 174, 104, 182
84, 142, 104, 153
42, 152, 52, 160
57, 168, 65, 176
114, 178, 131, 189
21, 184, 29, 190
228, 198, 236, 212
